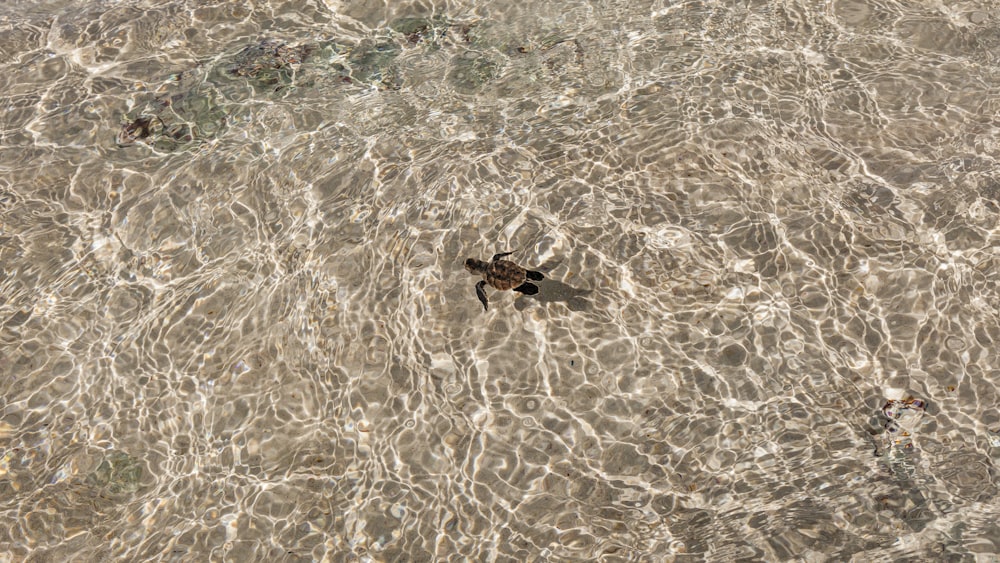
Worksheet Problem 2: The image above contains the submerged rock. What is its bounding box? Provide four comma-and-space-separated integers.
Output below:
116, 114, 160, 145
336, 40, 403, 90
225, 39, 318, 85
88, 450, 142, 494
113, 17, 602, 147
389, 16, 452, 46
116, 77, 227, 151
873, 396, 927, 479
448, 50, 503, 93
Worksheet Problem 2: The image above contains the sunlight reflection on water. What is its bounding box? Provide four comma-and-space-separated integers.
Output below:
1, 0, 999, 560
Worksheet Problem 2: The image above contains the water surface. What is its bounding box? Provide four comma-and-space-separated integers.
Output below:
1, 0, 999, 560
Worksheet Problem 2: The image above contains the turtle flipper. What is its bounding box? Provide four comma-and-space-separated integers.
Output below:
491, 250, 515, 262
525, 270, 544, 281
513, 282, 539, 295
475, 280, 489, 311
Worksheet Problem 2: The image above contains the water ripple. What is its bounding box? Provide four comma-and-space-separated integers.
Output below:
1, 0, 999, 560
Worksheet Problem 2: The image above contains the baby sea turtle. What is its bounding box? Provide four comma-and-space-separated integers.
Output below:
464, 251, 544, 311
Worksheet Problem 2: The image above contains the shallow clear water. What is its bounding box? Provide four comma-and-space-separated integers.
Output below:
1, 0, 999, 560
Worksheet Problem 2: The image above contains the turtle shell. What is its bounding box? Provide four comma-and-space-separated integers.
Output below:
486, 260, 527, 290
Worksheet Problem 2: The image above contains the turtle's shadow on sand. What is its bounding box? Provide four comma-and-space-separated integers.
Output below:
513, 258, 592, 312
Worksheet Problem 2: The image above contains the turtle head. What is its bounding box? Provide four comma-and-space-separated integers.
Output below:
465, 258, 488, 274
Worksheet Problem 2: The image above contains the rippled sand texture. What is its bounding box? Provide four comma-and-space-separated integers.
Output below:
2, 0, 1000, 560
